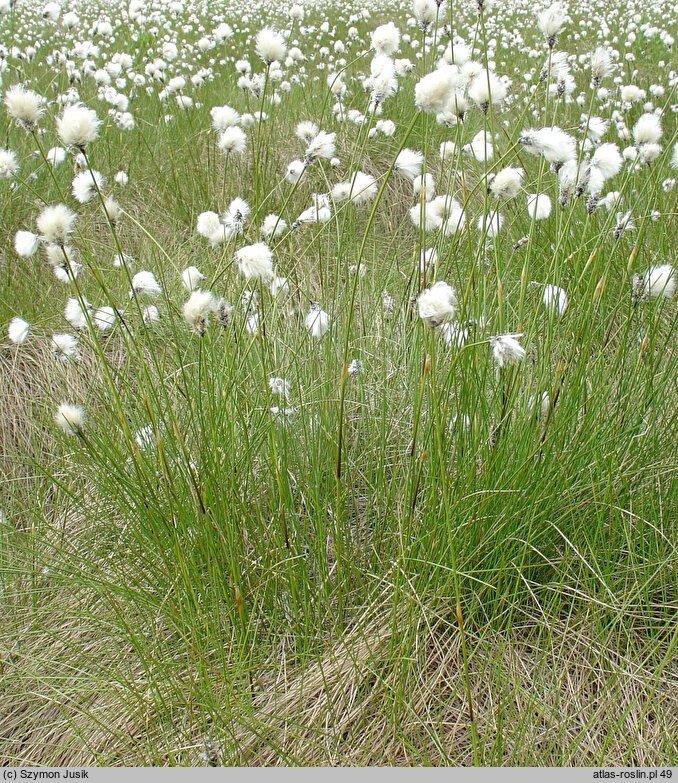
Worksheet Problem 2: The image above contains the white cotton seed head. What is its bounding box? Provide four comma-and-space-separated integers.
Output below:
591, 143, 622, 180
603, 191, 623, 211
371, 22, 400, 56
55, 403, 85, 435
167, 76, 186, 94
409, 202, 440, 232
468, 70, 507, 110
430, 195, 465, 235
463, 130, 494, 162
305, 304, 330, 338
131, 270, 162, 297
36, 204, 76, 244
0, 148, 19, 178
142, 305, 160, 325
542, 284, 568, 315
415, 66, 459, 114
294, 194, 331, 226
412, 0, 438, 29
519, 126, 576, 165
637, 143, 662, 165
295, 121, 319, 143
632, 113, 662, 146
527, 193, 552, 220
210, 105, 240, 132
65, 298, 90, 329
331, 182, 353, 203
93, 306, 116, 333
440, 322, 468, 348
217, 126, 247, 155
223, 197, 250, 234
413, 173, 435, 201
56, 104, 101, 148
234, 242, 274, 282
285, 159, 306, 184
620, 85, 644, 104
478, 211, 504, 238
394, 148, 423, 181
71, 169, 105, 203
489, 167, 524, 201
255, 27, 286, 64
590, 47, 613, 83
183, 290, 216, 334
14, 230, 40, 257
181, 266, 205, 291
175, 95, 193, 110
585, 116, 608, 143
304, 130, 336, 164
268, 376, 290, 399
103, 197, 122, 223
197, 211, 222, 239
45, 244, 80, 282
639, 265, 676, 300
439, 141, 458, 161
4, 84, 45, 130
45, 147, 66, 168
8, 317, 30, 344
537, 3, 566, 43
368, 55, 397, 108
261, 214, 287, 238
333, 171, 378, 206
417, 281, 458, 327
52, 333, 79, 361
491, 334, 525, 368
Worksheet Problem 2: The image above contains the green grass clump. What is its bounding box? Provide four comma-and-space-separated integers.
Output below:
0, 0, 676, 766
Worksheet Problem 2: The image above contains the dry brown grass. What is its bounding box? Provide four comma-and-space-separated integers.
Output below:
1, 580, 675, 766
0, 337, 130, 525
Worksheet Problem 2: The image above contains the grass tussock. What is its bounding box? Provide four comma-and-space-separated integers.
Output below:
1, 0, 677, 767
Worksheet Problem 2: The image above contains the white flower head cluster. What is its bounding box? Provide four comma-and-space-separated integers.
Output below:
72, 169, 105, 203
55, 403, 85, 436
5, 85, 45, 131
418, 281, 458, 328
8, 317, 30, 345
183, 290, 216, 335
305, 304, 331, 338
36, 204, 77, 245
488, 167, 524, 201
304, 130, 336, 165
491, 334, 525, 368
371, 22, 400, 56
0, 148, 19, 179
57, 104, 101, 149
234, 242, 274, 283
331, 171, 377, 206
537, 2, 567, 47
255, 27, 286, 64
633, 265, 676, 301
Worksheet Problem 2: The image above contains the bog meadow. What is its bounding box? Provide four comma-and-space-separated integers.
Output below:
0, 0, 676, 766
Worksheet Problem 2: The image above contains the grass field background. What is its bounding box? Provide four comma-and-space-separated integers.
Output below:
0, 0, 676, 765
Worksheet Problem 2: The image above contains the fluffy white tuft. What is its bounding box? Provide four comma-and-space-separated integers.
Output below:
55, 403, 85, 435
417, 281, 458, 327
234, 242, 274, 282
57, 104, 101, 148
8, 317, 30, 344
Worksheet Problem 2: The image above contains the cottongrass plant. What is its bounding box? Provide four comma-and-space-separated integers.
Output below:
0, 0, 677, 767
